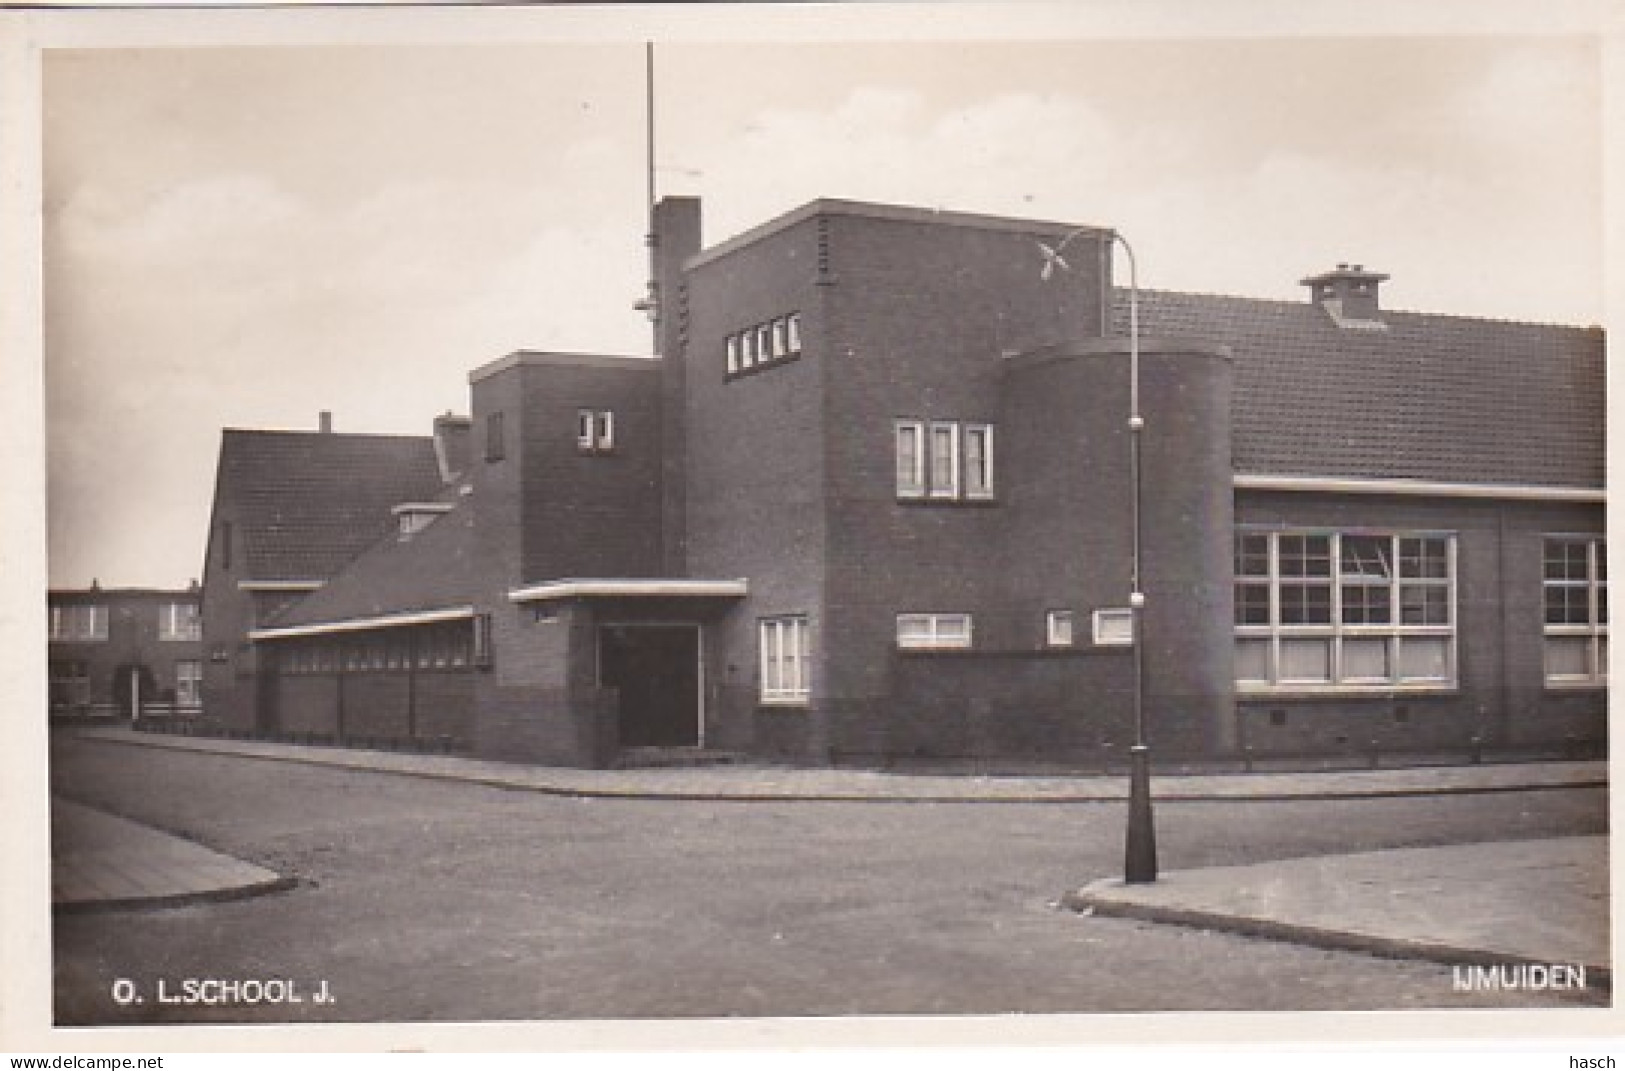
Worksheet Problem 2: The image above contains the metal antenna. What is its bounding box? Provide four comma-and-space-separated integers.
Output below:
634, 41, 660, 347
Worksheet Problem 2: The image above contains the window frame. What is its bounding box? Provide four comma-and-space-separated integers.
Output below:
1092, 608, 1135, 647
896, 612, 974, 651
485, 411, 506, 462
1234, 528, 1457, 694
50, 604, 108, 643
1543, 535, 1608, 687
158, 601, 202, 642
759, 615, 811, 705
575, 409, 615, 453
895, 420, 926, 498
1046, 609, 1075, 647
963, 423, 995, 500
894, 418, 996, 503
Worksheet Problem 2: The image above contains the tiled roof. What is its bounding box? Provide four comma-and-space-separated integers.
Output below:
265, 491, 478, 628
1112, 289, 1605, 488
216, 430, 445, 581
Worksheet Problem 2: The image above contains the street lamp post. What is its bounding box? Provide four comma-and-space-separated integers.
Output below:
1038, 226, 1158, 884
1114, 230, 1157, 885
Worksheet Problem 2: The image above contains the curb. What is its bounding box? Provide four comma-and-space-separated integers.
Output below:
78, 730, 1609, 805
1061, 880, 1613, 991
53, 875, 302, 915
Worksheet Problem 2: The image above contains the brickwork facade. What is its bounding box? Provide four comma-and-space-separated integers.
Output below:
196, 196, 1606, 768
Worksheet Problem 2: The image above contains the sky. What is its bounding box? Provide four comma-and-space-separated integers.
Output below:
40, 28, 1604, 589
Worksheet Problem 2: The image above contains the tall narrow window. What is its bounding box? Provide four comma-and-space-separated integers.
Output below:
964, 424, 994, 499
928, 422, 960, 499
786, 312, 802, 353
1545, 537, 1607, 685
895, 421, 925, 498
726, 334, 741, 375
175, 660, 203, 706
759, 616, 811, 704
485, 411, 506, 462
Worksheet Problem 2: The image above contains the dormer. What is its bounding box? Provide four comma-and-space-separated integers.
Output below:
393, 501, 454, 541
1301, 263, 1389, 330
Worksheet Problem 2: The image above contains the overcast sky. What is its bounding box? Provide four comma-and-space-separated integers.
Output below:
42, 29, 1603, 589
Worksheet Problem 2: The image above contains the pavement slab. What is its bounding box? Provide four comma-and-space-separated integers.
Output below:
52, 797, 297, 911
1067, 835, 1610, 982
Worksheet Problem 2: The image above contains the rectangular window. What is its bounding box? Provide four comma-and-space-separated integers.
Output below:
759, 616, 811, 704
786, 313, 802, 353
176, 660, 203, 706
1046, 610, 1075, 647
928, 423, 960, 498
1544, 536, 1607, 686
894, 418, 995, 503
963, 424, 994, 500
896, 613, 973, 650
1234, 529, 1456, 691
50, 604, 107, 642
485, 411, 506, 462
895, 421, 925, 498
576, 409, 614, 453
473, 613, 493, 667
159, 602, 201, 642
1092, 608, 1135, 647
726, 334, 741, 375
772, 318, 789, 357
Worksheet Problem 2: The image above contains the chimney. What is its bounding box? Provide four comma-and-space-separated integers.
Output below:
432, 410, 473, 483
1300, 263, 1389, 330
655, 195, 703, 576
318, 410, 333, 433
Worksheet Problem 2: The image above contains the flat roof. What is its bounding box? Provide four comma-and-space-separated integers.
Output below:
468, 350, 657, 384
688, 197, 1111, 271
508, 578, 750, 603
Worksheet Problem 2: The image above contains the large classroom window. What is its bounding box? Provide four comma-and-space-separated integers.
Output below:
1544, 536, 1607, 686
1234, 529, 1456, 691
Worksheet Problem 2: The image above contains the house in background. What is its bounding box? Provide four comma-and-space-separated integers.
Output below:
195, 196, 1606, 768
48, 582, 204, 721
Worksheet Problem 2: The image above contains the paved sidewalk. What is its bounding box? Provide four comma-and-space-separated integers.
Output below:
52, 798, 296, 911
1068, 835, 1611, 984
76, 727, 1607, 802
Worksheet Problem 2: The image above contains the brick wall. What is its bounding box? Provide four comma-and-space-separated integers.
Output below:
683, 212, 830, 761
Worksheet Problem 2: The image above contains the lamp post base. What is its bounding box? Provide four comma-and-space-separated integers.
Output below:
1124, 743, 1158, 884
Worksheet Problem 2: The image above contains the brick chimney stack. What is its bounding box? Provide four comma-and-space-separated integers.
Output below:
1301, 263, 1390, 330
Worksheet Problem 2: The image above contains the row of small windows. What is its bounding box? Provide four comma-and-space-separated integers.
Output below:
895, 420, 994, 501
725, 313, 802, 378
274, 621, 491, 675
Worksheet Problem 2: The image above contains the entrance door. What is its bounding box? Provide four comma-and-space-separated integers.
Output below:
599, 625, 700, 747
